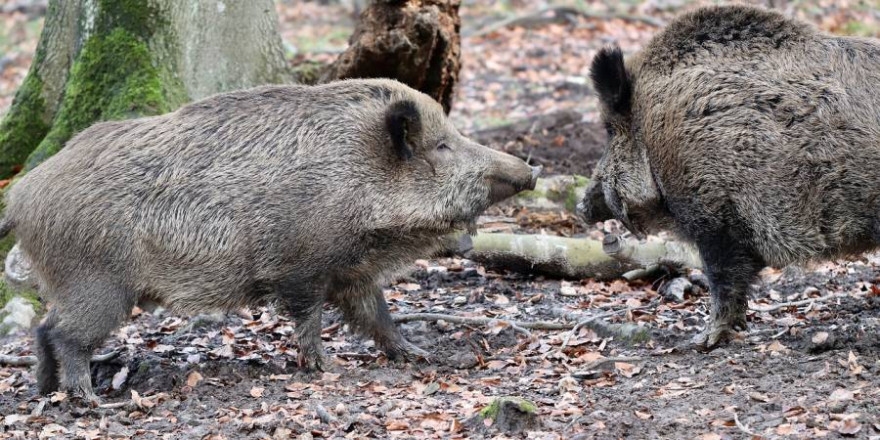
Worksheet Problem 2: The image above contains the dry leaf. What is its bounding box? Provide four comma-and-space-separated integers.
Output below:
111, 366, 129, 390
186, 371, 204, 388
49, 392, 67, 403
485, 360, 507, 370
749, 392, 771, 403
386, 420, 409, 431
615, 362, 641, 378
829, 388, 854, 402
398, 283, 421, 292
449, 418, 463, 433
699, 433, 722, 440
250, 387, 265, 398
767, 340, 788, 353
837, 418, 862, 435
131, 390, 155, 409
776, 423, 794, 435
812, 331, 829, 344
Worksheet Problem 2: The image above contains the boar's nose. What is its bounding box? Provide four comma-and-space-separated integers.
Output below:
528, 165, 541, 190
486, 152, 538, 203
579, 182, 614, 223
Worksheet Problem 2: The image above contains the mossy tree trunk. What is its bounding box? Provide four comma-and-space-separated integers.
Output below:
0, 0, 289, 179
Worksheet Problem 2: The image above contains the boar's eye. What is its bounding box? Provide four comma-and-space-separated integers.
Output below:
436, 143, 451, 151
604, 123, 615, 138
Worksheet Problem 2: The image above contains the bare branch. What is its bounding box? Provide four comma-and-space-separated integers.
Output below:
0, 349, 121, 367
748, 293, 855, 312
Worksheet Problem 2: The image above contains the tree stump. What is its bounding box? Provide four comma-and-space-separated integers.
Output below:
467, 396, 542, 434
321, 0, 461, 113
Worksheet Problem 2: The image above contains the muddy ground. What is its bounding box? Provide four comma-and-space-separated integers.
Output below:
0, 235, 878, 439
1, 1, 880, 439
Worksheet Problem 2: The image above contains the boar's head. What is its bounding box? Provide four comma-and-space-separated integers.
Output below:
578, 47, 663, 238
368, 87, 540, 234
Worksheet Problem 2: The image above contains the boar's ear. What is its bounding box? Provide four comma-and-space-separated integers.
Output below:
590, 47, 632, 115
385, 100, 422, 161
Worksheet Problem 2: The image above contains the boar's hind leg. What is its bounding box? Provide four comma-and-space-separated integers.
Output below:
49, 279, 135, 403
334, 283, 430, 362
692, 230, 764, 349
34, 309, 60, 394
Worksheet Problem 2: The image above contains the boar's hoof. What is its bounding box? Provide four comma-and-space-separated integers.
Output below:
68, 389, 101, 407
384, 340, 432, 364
691, 318, 744, 350
297, 351, 327, 372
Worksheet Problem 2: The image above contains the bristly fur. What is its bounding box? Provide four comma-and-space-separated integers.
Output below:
579, 5, 880, 347
2, 78, 537, 399
590, 47, 632, 115
385, 100, 421, 160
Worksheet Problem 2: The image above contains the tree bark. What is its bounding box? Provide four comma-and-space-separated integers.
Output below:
321, 0, 461, 113
0, 0, 289, 178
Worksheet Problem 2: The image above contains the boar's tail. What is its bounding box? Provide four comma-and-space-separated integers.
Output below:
0, 217, 13, 240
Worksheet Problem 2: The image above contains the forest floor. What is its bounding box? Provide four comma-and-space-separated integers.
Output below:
1, 1, 879, 439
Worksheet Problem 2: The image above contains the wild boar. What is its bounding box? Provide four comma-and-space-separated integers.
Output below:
579, 5, 880, 348
0, 79, 541, 401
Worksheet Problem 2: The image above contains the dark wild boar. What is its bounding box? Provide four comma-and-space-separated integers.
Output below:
0, 79, 540, 401
579, 5, 880, 348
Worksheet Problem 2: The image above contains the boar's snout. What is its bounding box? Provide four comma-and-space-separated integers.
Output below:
528, 165, 541, 190
578, 181, 614, 224
486, 150, 541, 203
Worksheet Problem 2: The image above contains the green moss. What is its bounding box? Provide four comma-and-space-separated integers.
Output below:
24, 28, 170, 171
291, 60, 328, 85
479, 397, 537, 420
20, 0, 184, 171
0, 279, 42, 315
96, 0, 164, 40
0, 233, 15, 261
0, 73, 50, 178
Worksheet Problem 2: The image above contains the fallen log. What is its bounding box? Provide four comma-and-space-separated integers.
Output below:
447, 232, 702, 280
459, 232, 635, 280
602, 234, 703, 270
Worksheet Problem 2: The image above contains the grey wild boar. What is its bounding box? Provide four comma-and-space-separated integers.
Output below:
579, 5, 880, 348
0, 79, 540, 401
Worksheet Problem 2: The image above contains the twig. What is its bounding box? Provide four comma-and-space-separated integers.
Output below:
570, 356, 644, 378
0, 349, 121, 367
560, 311, 617, 349
394, 310, 650, 344
558, 299, 659, 349
98, 401, 130, 410
464, 6, 665, 38
0, 354, 36, 367
392, 313, 569, 331
621, 264, 663, 282
748, 293, 852, 313
334, 352, 379, 361
733, 410, 759, 437
314, 403, 337, 424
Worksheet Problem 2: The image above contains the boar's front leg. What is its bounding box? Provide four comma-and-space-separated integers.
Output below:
282, 279, 329, 371
692, 229, 764, 349
333, 282, 431, 362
